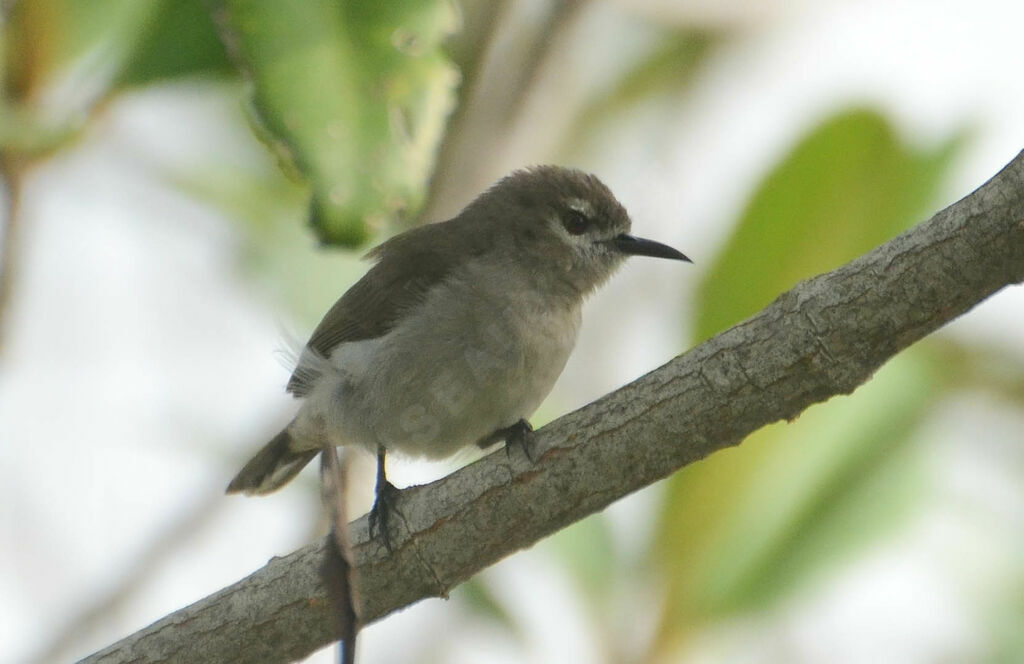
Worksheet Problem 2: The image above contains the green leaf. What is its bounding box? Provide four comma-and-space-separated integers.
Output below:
695, 107, 963, 342
2, 0, 161, 90
0, 102, 80, 156
990, 574, 1024, 664
1, 0, 160, 153
655, 351, 936, 634
214, 0, 460, 246
2, 0, 232, 98
118, 0, 234, 86
697, 354, 934, 614
652, 108, 964, 647
925, 338, 1024, 407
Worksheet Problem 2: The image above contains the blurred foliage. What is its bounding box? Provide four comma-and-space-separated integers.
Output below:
991, 573, 1024, 664
656, 352, 932, 624
118, 0, 233, 86
2, 0, 459, 247
650, 108, 965, 654
3, 2, 1021, 662
212, 0, 460, 246
563, 30, 719, 158
3, 0, 156, 97
696, 108, 964, 342
1, 0, 147, 158
165, 141, 369, 330
549, 507, 619, 605
454, 576, 524, 639
0, 0, 231, 159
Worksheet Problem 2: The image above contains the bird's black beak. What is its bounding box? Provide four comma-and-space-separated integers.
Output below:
611, 234, 692, 262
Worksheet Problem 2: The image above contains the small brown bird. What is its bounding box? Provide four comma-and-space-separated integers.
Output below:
227, 165, 690, 541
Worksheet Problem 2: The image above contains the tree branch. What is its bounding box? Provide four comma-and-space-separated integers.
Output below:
81, 150, 1024, 664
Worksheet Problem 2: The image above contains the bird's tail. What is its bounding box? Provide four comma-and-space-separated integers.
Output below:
226, 429, 319, 495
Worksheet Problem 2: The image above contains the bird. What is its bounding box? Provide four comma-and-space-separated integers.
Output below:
226, 165, 690, 545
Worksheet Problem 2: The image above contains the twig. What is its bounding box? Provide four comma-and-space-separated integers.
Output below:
320, 448, 359, 664
419, 0, 589, 222
419, 0, 511, 222
500, 0, 588, 128
0, 158, 24, 354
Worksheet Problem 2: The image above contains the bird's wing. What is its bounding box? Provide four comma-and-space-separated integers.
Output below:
287, 219, 486, 396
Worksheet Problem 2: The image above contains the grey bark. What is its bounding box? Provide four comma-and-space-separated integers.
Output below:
81, 150, 1024, 664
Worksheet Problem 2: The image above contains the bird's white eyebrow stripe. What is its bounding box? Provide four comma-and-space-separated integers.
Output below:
566, 197, 594, 217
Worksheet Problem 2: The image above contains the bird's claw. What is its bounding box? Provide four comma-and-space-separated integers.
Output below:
368, 480, 401, 553
503, 419, 536, 463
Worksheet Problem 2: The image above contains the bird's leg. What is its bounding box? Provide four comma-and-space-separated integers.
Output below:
368, 447, 401, 553
499, 419, 535, 463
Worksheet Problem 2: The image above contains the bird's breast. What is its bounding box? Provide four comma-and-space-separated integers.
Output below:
327, 261, 582, 459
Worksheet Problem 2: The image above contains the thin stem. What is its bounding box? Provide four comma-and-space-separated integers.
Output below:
320, 447, 358, 664
0, 158, 24, 356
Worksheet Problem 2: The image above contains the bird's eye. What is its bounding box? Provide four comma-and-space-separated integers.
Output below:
562, 209, 590, 235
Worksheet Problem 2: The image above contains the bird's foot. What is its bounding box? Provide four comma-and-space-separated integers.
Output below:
368, 479, 402, 553
502, 419, 535, 463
